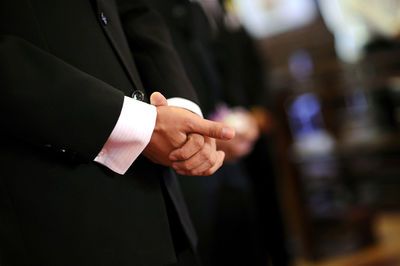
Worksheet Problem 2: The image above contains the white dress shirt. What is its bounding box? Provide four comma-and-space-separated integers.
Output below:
94, 96, 202, 175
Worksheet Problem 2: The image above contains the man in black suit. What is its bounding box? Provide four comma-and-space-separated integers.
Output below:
0, 0, 234, 265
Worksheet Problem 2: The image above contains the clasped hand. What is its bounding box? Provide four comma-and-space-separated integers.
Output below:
142, 92, 235, 176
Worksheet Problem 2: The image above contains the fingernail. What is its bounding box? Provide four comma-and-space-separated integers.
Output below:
222, 127, 235, 139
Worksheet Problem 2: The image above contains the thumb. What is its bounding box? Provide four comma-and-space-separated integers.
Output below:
190, 116, 235, 140
150, 92, 168, 106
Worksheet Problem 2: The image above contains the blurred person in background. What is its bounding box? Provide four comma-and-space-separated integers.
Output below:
145, 0, 292, 265
207, 2, 292, 266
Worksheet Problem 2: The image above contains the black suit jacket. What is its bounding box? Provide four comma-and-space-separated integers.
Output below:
145, 0, 221, 116
0, 0, 197, 265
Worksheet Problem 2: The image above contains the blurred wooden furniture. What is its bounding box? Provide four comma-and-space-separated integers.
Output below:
255, 11, 400, 261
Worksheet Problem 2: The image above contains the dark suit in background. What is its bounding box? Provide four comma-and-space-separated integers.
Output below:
212, 7, 293, 266
145, 1, 272, 265
0, 0, 201, 265
145, 1, 292, 265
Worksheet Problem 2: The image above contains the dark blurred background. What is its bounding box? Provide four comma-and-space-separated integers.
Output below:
232, 0, 400, 265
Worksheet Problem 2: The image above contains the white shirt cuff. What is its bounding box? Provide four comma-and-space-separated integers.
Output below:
94, 96, 156, 175
167, 97, 203, 118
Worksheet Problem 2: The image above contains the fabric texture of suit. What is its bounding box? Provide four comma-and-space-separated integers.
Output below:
0, 0, 198, 265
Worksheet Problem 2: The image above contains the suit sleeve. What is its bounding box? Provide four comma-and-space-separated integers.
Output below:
117, 0, 200, 104
0, 35, 125, 162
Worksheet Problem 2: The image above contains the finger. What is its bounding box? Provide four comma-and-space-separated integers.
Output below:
177, 151, 225, 176
171, 137, 215, 172
187, 140, 220, 175
150, 91, 168, 106
187, 116, 235, 140
201, 150, 225, 176
169, 133, 204, 161
171, 150, 208, 173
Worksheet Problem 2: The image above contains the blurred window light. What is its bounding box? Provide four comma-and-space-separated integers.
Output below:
285, 93, 335, 156
318, 0, 373, 63
232, 0, 318, 39
318, 0, 400, 63
347, 0, 400, 38
287, 93, 324, 136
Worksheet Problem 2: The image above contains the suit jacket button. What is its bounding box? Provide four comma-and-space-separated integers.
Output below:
100, 12, 108, 25
131, 90, 145, 101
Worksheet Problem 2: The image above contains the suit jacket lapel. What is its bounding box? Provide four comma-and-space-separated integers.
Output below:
94, 0, 146, 99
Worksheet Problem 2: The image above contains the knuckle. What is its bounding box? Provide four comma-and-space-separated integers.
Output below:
199, 151, 209, 163
208, 150, 217, 162
182, 160, 193, 170
177, 149, 189, 160
184, 117, 195, 131
188, 135, 203, 153
180, 151, 190, 160
207, 156, 214, 167
174, 150, 184, 160
194, 136, 204, 149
